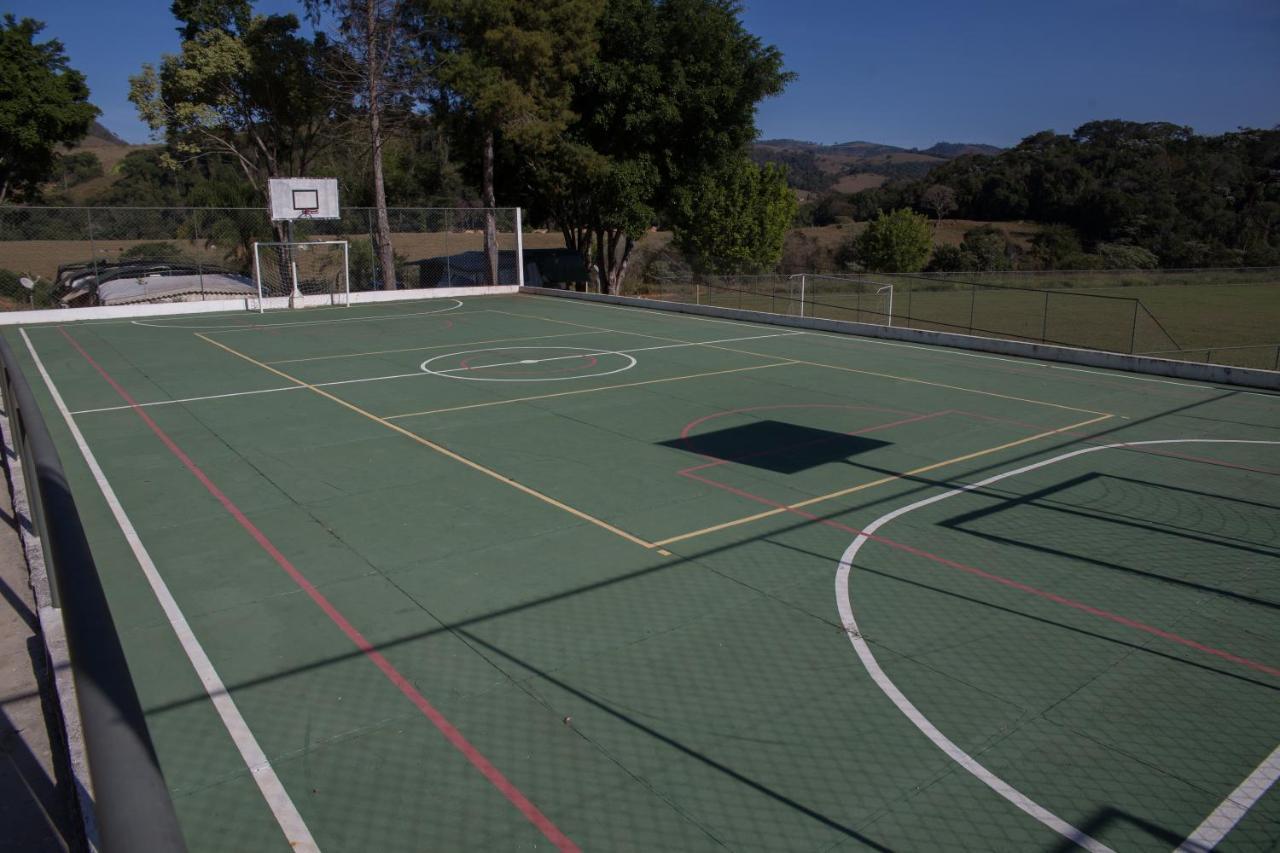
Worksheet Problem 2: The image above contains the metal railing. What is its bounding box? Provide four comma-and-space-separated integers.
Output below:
638, 273, 1199, 362
0, 337, 187, 852
628, 264, 1280, 370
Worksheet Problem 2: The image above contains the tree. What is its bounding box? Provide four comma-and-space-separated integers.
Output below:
850, 208, 931, 273
921, 184, 956, 226
429, 0, 603, 286
535, 0, 790, 292
672, 158, 796, 273
0, 15, 98, 203
130, 2, 334, 198
957, 225, 1011, 271
309, 0, 424, 289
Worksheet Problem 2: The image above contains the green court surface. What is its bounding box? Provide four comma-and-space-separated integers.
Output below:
5, 292, 1278, 852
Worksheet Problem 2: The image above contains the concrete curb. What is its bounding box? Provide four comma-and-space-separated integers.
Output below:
0, 285, 520, 326
0, 410, 98, 851
520, 287, 1279, 391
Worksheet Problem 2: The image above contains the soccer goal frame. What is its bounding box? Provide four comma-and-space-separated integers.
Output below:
252, 240, 351, 312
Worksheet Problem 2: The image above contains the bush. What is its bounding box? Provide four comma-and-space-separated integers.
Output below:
119, 242, 187, 261
926, 244, 965, 272
1097, 243, 1159, 269
848, 208, 932, 273
959, 225, 1012, 271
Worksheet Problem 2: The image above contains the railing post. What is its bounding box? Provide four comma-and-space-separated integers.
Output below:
800, 274, 806, 317
514, 207, 525, 288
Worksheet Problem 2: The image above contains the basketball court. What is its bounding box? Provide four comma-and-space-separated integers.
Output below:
4, 291, 1278, 851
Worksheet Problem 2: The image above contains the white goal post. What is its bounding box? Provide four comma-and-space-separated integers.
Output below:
252, 240, 351, 312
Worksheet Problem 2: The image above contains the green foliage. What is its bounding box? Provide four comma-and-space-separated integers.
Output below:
0, 15, 99, 203
914, 121, 1280, 267
50, 151, 103, 189
129, 4, 334, 192
925, 244, 965, 272
534, 0, 791, 291
433, 0, 603, 151
927, 226, 1013, 272
750, 148, 833, 193
1097, 242, 1159, 269
672, 158, 796, 273
119, 242, 187, 261
959, 225, 1011, 271
850, 208, 931, 273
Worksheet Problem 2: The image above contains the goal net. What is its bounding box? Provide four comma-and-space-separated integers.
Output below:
252, 240, 350, 310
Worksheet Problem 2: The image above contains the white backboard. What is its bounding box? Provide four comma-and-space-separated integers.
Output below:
268, 177, 340, 221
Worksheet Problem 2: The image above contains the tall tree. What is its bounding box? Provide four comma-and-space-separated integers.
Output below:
428, 0, 603, 285
672, 157, 795, 273
309, 0, 423, 289
0, 15, 99, 204
130, 1, 334, 197
536, 0, 790, 292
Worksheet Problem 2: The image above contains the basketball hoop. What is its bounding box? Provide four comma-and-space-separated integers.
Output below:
298, 208, 319, 219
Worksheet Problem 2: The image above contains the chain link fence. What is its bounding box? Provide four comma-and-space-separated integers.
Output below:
635, 271, 1280, 370
0, 206, 552, 310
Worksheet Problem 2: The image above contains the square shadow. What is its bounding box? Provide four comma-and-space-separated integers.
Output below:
660, 420, 890, 474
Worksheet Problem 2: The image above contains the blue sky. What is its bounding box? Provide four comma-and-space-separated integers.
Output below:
7, 0, 1278, 148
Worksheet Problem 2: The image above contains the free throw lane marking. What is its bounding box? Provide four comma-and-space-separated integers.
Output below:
58, 327, 580, 852
21, 329, 320, 853
196, 333, 662, 551
836, 439, 1280, 852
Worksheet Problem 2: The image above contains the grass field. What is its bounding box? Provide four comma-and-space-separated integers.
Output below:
637, 272, 1280, 370
5, 291, 1277, 851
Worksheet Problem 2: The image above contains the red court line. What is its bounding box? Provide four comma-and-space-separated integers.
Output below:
674, 435, 1279, 679
58, 328, 579, 852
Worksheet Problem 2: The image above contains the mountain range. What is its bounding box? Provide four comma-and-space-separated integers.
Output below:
751, 138, 1003, 196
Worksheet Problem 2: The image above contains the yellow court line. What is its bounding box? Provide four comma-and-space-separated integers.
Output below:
267, 329, 617, 365
386, 361, 797, 419
653, 413, 1114, 547
196, 332, 670, 554
493, 307, 1109, 416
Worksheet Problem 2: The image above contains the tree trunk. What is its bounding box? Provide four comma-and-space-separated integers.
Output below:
599, 229, 635, 294
483, 128, 499, 286
367, 0, 397, 291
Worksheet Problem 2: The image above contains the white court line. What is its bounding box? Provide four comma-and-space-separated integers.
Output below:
71, 330, 803, 414
20, 329, 319, 853
1177, 744, 1280, 852
424, 331, 802, 376
529, 295, 1280, 398
835, 438, 1279, 853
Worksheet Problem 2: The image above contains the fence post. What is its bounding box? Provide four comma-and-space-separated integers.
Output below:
1040, 291, 1049, 343
800, 275, 806, 317
1129, 301, 1139, 353
86, 208, 100, 295
192, 210, 205, 299
905, 283, 912, 328
968, 283, 976, 334
514, 207, 525, 288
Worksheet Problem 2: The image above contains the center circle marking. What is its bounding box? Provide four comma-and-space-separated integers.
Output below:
420, 346, 637, 382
